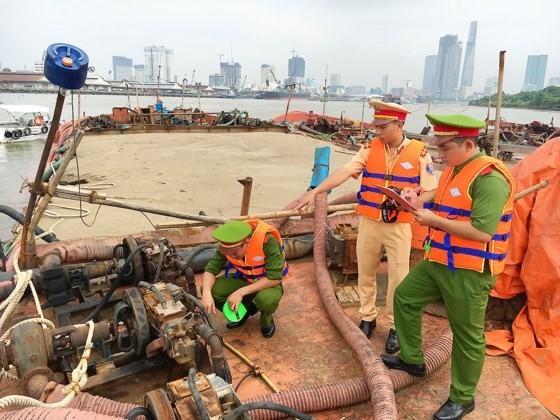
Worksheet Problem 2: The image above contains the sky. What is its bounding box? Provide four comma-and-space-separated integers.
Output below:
1, 0, 558, 94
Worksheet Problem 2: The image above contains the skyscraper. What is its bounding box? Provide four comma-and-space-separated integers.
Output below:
220, 62, 242, 89
261, 64, 276, 85
287, 56, 305, 84
330, 74, 341, 86
112, 56, 133, 81
381, 75, 389, 94
144, 46, 174, 83
433, 35, 463, 99
134, 65, 144, 83
460, 21, 477, 88
422, 55, 437, 93
522, 55, 548, 92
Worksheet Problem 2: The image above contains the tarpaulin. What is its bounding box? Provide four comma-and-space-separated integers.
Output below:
486, 138, 560, 416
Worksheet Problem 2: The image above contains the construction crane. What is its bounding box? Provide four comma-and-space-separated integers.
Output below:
241, 75, 247, 89
216, 53, 224, 63
269, 69, 279, 84
191, 69, 196, 85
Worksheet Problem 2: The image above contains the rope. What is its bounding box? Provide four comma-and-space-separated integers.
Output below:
44, 203, 90, 218
0, 320, 95, 409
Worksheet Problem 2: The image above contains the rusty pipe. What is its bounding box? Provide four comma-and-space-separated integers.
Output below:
195, 323, 230, 383
146, 337, 165, 358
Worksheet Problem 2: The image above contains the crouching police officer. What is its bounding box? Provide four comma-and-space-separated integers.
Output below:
201, 219, 289, 338
381, 114, 515, 420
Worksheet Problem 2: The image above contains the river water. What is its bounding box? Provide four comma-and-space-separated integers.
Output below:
1, 92, 559, 241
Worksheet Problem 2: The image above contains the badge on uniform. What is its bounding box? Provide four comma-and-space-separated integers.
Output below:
450, 187, 462, 197
426, 162, 435, 175
400, 161, 414, 170
252, 256, 264, 262
420, 145, 428, 157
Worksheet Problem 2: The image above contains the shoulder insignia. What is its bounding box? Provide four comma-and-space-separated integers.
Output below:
363, 142, 372, 150
420, 144, 428, 157
263, 235, 269, 243
426, 162, 435, 175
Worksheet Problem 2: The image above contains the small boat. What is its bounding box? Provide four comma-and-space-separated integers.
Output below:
0, 105, 51, 143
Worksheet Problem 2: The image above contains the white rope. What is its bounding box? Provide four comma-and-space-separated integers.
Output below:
0, 320, 95, 409
44, 203, 90, 218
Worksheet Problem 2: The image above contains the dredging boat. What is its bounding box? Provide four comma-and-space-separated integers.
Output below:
0, 43, 558, 419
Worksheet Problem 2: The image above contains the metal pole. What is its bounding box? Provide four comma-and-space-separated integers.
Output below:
238, 177, 253, 216
360, 99, 365, 136
283, 84, 294, 124
135, 78, 140, 110
485, 99, 492, 136
493, 51, 506, 158
20, 89, 66, 268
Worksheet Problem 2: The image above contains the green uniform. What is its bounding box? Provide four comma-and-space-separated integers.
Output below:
394, 152, 511, 404
204, 233, 284, 327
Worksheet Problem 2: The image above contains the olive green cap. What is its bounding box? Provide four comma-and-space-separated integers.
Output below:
212, 221, 252, 248
426, 114, 486, 146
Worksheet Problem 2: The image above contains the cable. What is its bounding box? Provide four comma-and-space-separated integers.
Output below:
153, 242, 164, 283
188, 368, 210, 420
81, 244, 151, 323
223, 401, 312, 420
234, 371, 255, 392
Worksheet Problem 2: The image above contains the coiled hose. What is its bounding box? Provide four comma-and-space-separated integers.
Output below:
246, 192, 453, 419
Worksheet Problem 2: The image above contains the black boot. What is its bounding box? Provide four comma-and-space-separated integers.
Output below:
226, 300, 258, 329
433, 398, 475, 420
358, 319, 376, 338
380, 354, 427, 377
261, 318, 276, 338
385, 328, 399, 354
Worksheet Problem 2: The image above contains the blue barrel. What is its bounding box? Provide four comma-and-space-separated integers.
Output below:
310, 146, 330, 189
44, 43, 89, 90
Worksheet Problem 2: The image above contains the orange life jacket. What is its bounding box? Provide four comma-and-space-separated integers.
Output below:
425, 156, 515, 275
356, 138, 425, 223
225, 219, 289, 283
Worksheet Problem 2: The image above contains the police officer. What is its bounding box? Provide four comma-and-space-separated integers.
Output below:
295, 100, 438, 353
381, 114, 515, 420
201, 219, 289, 338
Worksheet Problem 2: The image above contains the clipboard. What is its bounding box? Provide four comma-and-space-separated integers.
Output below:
375, 185, 421, 212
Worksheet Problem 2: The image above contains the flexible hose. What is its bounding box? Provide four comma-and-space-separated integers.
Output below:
180, 243, 217, 265
179, 290, 215, 328
0, 205, 59, 243
223, 402, 311, 420
188, 368, 210, 420
194, 323, 231, 383
137, 281, 165, 305
81, 244, 151, 323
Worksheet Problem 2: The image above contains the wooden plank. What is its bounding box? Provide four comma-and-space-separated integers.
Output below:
335, 286, 351, 304
343, 286, 360, 302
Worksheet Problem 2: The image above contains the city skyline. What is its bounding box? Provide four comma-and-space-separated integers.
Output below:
0, 0, 558, 94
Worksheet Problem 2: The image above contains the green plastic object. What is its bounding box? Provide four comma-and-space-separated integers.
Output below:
223, 301, 247, 322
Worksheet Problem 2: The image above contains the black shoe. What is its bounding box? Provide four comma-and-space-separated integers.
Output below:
261, 318, 275, 338
385, 328, 399, 354
433, 398, 475, 420
358, 319, 376, 338
380, 354, 427, 377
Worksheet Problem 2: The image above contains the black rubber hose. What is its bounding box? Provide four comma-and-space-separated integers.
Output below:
181, 243, 217, 265
0, 205, 59, 243
179, 290, 215, 329
137, 281, 166, 305
223, 401, 312, 420
153, 242, 164, 283
188, 368, 210, 420
125, 406, 154, 420
81, 244, 152, 323
194, 323, 231, 383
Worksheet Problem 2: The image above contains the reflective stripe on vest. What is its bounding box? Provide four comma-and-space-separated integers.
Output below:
225, 219, 289, 283
356, 138, 425, 223
425, 156, 515, 275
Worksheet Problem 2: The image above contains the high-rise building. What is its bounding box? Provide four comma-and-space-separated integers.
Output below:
330, 74, 341, 86
287, 56, 305, 84
484, 77, 498, 96
434, 35, 463, 99
522, 55, 548, 92
220, 62, 242, 89
112, 56, 133, 81
422, 55, 437, 93
381, 75, 389, 93
133, 65, 144, 83
261, 64, 276, 85
144, 46, 174, 83
461, 21, 477, 88
549, 77, 560, 87
209, 73, 226, 87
